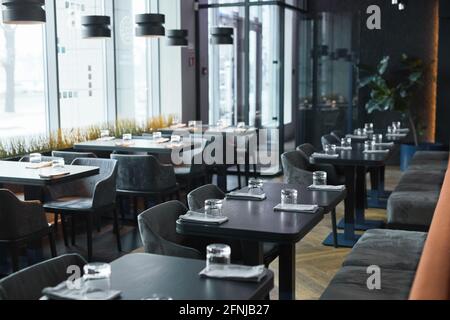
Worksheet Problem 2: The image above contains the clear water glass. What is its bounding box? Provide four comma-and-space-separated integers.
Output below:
341, 138, 352, 148
281, 189, 298, 205
30, 153, 42, 164
324, 144, 337, 155
373, 134, 383, 144
52, 158, 65, 169
100, 129, 110, 139
387, 126, 393, 135
237, 122, 246, 129
313, 171, 328, 186
153, 132, 162, 140
82, 263, 111, 293
392, 121, 402, 131
123, 133, 132, 142
364, 123, 374, 132
354, 128, 363, 136
248, 178, 264, 195
205, 199, 224, 217
207, 244, 231, 270
365, 141, 376, 152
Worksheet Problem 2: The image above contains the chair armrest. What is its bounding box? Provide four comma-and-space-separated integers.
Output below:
93, 175, 117, 208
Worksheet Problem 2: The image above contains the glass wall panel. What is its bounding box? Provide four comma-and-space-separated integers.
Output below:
56, 0, 108, 129
115, 0, 153, 121
0, 21, 46, 139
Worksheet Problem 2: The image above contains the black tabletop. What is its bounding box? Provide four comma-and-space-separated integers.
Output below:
311, 143, 393, 167
0, 161, 99, 186
110, 253, 274, 300
177, 183, 326, 243
74, 139, 196, 154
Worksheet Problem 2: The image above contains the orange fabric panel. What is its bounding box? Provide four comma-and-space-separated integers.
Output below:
410, 159, 450, 300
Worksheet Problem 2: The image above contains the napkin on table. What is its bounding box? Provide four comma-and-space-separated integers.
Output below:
226, 192, 266, 201
179, 211, 229, 225
311, 153, 340, 159
273, 204, 320, 213
42, 282, 121, 301
308, 185, 346, 192
199, 265, 267, 283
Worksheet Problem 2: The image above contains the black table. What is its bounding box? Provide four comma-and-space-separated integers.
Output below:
177, 182, 346, 300
110, 253, 274, 300
0, 160, 100, 187
74, 138, 197, 155
311, 143, 394, 247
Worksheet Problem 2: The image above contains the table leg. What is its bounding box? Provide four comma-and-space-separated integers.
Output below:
217, 165, 228, 192
323, 166, 360, 248
241, 241, 264, 266
278, 243, 296, 300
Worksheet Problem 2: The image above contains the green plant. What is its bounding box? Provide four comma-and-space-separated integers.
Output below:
0, 115, 175, 159
358, 54, 425, 146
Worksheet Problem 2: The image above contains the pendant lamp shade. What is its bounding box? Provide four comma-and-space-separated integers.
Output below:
81, 15, 111, 39
135, 13, 165, 38
167, 29, 188, 46
211, 27, 234, 45
1, 0, 46, 24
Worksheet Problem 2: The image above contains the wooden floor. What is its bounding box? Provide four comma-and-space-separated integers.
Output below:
0, 166, 402, 300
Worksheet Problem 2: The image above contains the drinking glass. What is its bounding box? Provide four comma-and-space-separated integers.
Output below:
100, 129, 110, 139
324, 144, 337, 155
393, 121, 402, 131
387, 126, 393, 135
237, 122, 246, 129
313, 172, 328, 186
205, 199, 224, 217
341, 138, 352, 148
365, 141, 376, 152
364, 123, 374, 132
123, 133, 132, 142
373, 134, 383, 144
82, 263, 112, 294
153, 132, 162, 140
52, 158, 65, 169
30, 153, 42, 164
248, 178, 264, 195
281, 189, 298, 205
206, 244, 231, 270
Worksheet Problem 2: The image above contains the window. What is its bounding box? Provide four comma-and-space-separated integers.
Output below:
0, 21, 47, 139
56, 0, 109, 129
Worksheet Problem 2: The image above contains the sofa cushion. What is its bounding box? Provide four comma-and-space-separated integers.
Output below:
412, 151, 449, 162
388, 191, 439, 228
409, 160, 449, 172
342, 229, 427, 271
394, 170, 445, 192
321, 266, 416, 300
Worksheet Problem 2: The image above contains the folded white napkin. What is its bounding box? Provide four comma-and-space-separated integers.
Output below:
274, 204, 319, 213
25, 161, 53, 170
199, 265, 266, 283
170, 123, 187, 129
397, 128, 410, 133
308, 185, 346, 192
115, 141, 135, 147
346, 134, 368, 140
97, 137, 115, 142
153, 138, 170, 144
39, 169, 70, 179
226, 192, 267, 201
311, 153, 340, 159
363, 150, 390, 154
180, 211, 228, 225
374, 142, 395, 147
386, 133, 407, 138
335, 146, 352, 151
42, 282, 121, 301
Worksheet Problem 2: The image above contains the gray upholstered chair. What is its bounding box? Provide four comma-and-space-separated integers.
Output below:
321, 134, 341, 150
297, 144, 345, 185
51, 151, 97, 165
281, 151, 339, 248
0, 254, 86, 300
111, 154, 180, 219
138, 201, 202, 260
43, 158, 121, 261
187, 184, 279, 266
0, 189, 56, 272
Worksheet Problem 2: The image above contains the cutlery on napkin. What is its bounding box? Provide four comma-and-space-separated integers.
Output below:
179, 211, 229, 225
199, 265, 267, 283
308, 185, 346, 192
273, 204, 319, 213
226, 192, 267, 201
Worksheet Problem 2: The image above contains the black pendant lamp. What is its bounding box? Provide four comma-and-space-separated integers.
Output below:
135, 13, 165, 38
81, 15, 111, 39
167, 29, 188, 46
211, 27, 234, 45
1, 0, 46, 24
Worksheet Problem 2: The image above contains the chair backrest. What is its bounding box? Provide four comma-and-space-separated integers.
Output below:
296, 143, 317, 158
0, 190, 48, 240
0, 254, 87, 300
46, 158, 118, 208
281, 151, 313, 185
51, 151, 97, 165
110, 154, 174, 192
187, 184, 226, 211
321, 134, 340, 150
138, 201, 202, 260
331, 130, 344, 140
